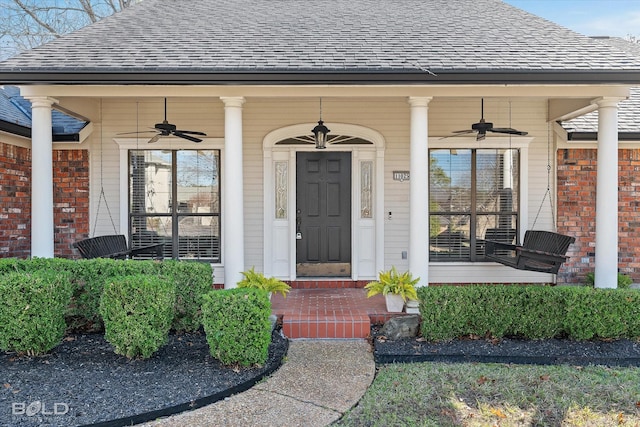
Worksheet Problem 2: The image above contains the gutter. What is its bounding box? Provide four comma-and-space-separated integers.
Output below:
567, 131, 640, 141
2, 70, 640, 85
0, 119, 81, 142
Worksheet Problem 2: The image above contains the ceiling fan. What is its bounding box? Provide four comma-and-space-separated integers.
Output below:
447, 98, 528, 141
119, 98, 207, 143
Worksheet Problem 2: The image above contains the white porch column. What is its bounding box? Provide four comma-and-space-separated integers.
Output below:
221, 97, 245, 288
27, 97, 56, 258
408, 97, 432, 286
594, 98, 620, 289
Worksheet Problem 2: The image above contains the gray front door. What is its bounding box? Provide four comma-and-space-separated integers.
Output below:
296, 152, 351, 277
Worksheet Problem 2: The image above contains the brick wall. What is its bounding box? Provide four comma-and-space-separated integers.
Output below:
53, 149, 90, 258
0, 141, 89, 259
557, 148, 640, 284
0, 143, 31, 258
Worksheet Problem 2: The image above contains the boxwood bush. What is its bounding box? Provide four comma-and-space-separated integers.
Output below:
202, 288, 271, 366
99, 274, 176, 359
0, 258, 213, 332
0, 270, 73, 355
419, 285, 640, 341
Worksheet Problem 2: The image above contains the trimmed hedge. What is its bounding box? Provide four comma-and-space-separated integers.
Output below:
0, 258, 213, 332
0, 270, 73, 355
419, 285, 640, 341
99, 274, 176, 359
202, 288, 272, 366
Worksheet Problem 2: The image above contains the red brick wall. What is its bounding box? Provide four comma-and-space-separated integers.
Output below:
53, 149, 90, 258
0, 143, 31, 258
0, 141, 89, 259
557, 148, 640, 284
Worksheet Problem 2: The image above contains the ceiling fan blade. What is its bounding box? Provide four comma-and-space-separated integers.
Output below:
490, 128, 529, 136
148, 135, 160, 143
117, 130, 158, 136
476, 132, 486, 141
175, 129, 207, 136
174, 132, 203, 143
439, 129, 477, 139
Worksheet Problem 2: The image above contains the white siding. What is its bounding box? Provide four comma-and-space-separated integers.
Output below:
89, 96, 556, 284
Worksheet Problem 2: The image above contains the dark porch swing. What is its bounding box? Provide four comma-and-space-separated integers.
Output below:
483, 119, 575, 274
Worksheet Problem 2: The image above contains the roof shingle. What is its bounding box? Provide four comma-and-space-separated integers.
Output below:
1, 0, 639, 83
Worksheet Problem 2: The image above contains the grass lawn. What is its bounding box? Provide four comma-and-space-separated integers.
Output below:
335, 362, 640, 426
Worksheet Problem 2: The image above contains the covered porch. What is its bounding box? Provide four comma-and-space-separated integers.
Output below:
20, 85, 628, 289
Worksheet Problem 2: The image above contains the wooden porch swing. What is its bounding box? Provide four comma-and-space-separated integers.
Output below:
483, 115, 575, 274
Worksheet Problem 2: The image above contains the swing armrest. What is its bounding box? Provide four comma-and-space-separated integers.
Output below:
129, 243, 165, 259
484, 240, 518, 256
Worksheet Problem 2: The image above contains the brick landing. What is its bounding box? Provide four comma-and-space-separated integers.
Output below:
271, 288, 407, 339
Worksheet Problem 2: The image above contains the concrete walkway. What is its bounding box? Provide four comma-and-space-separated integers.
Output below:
141, 339, 375, 427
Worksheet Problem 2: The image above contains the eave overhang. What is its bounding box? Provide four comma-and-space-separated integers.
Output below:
2, 70, 640, 85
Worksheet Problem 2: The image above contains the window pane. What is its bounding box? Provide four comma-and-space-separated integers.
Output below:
178, 215, 220, 261
476, 149, 518, 214
130, 215, 172, 260
130, 150, 172, 215
177, 151, 219, 216
430, 149, 471, 213
429, 214, 471, 261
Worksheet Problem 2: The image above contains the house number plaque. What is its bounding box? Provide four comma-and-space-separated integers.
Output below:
392, 171, 410, 182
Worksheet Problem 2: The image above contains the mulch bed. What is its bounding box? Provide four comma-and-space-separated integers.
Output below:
0, 330, 288, 427
372, 325, 640, 366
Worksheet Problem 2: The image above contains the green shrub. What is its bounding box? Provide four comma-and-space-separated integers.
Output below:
419, 286, 473, 341
563, 287, 636, 340
418, 285, 640, 341
0, 258, 212, 333
584, 272, 633, 289
157, 261, 213, 331
99, 274, 176, 359
202, 288, 271, 366
0, 270, 73, 355
512, 286, 565, 339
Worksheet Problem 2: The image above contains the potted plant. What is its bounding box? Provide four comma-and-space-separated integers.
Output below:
364, 267, 419, 312
237, 267, 291, 298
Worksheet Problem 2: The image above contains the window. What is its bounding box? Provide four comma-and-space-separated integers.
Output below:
429, 148, 519, 262
129, 149, 220, 261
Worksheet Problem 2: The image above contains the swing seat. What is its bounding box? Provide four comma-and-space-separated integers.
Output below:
484, 230, 575, 274
73, 235, 164, 260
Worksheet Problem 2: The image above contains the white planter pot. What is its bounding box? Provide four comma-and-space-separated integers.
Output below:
385, 294, 405, 312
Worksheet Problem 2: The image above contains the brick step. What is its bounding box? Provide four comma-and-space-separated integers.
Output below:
282, 314, 371, 339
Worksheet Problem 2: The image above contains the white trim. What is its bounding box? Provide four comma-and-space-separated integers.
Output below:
263, 123, 385, 280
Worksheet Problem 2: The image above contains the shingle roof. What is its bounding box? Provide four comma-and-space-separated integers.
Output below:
0, 86, 88, 139
563, 38, 640, 136
1, 0, 640, 84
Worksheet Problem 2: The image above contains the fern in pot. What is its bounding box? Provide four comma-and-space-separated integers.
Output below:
237, 267, 291, 299
364, 267, 419, 312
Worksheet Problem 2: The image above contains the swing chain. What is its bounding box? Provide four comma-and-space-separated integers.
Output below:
532, 122, 556, 230
92, 99, 119, 236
